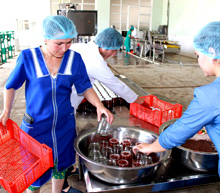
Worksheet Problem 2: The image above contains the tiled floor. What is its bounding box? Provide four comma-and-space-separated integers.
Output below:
0, 51, 220, 193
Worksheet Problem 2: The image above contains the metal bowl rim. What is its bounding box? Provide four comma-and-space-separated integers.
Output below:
176, 145, 218, 155
159, 119, 218, 155
74, 126, 172, 169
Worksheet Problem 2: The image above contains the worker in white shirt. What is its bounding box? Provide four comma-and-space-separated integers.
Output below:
70, 27, 144, 110
62, 27, 144, 192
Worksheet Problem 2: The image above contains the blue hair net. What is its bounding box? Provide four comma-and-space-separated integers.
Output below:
193, 21, 220, 59
43, 15, 78, 40
130, 26, 134, 30
95, 28, 123, 50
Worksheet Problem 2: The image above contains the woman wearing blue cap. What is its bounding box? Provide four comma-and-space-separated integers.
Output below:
0, 15, 113, 193
133, 21, 220, 176
124, 25, 135, 53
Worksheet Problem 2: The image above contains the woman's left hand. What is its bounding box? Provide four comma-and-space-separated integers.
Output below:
133, 139, 167, 155
133, 143, 152, 155
96, 105, 114, 124
83, 88, 114, 124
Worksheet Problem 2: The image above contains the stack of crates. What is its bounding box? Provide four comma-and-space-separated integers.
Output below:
0, 35, 1, 65
0, 32, 7, 64
6, 31, 15, 59
0, 31, 16, 65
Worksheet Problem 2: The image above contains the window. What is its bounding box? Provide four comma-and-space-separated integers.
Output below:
17, 20, 29, 30
110, 0, 151, 32
51, 0, 95, 15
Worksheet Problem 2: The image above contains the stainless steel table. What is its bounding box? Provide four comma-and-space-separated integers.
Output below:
81, 157, 219, 193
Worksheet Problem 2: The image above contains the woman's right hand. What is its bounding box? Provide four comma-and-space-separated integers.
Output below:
0, 111, 10, 127
0, 88, 16, 127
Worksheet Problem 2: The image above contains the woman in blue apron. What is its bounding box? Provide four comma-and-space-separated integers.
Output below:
0, 15, 113, 193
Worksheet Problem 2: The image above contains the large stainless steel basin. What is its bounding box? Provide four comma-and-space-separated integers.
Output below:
74, 126, 171, 184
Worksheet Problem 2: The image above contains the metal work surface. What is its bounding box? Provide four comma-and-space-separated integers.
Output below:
115, 74, 150, 97
75, 76, 219, 193
82, 157, 219, 193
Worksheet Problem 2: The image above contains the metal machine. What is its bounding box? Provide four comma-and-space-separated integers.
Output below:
147, 30, 181, 64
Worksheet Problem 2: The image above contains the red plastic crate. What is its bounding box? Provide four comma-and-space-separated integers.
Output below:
0, 119, 54, 193
130, 95, 183, 127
